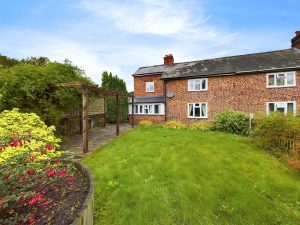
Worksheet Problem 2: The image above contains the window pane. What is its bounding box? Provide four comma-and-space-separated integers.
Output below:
269, 103, 275, 112
276, 107, 284, 113
188, 80, 194, 90
201, 79, 207, 89
189, 104, 193, 117
154, 105, 159, 114
287, 103, 294, 113
144, 105, 148, 114
268, 75, 275, 86
139, 105, 143, 113
201, 103, 207, 117
194, 106, 200, 117
194, 80, 201, 90
149, 105, 153, 114
287, 73, 295, 85
276, 74, 285, 86
134, 105, 138, 114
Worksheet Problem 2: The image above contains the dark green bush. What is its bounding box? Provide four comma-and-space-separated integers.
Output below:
251, 112, 300, 155
211, 109, 250, 135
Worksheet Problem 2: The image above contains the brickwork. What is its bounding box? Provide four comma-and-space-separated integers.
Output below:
129, 115, 165, 125
134, 74, 164, 96
166, 70, 300, 125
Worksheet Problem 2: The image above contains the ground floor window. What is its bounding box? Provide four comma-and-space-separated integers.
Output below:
267, 101, 296, 115
129, 103, 165, 115
188, 102, 207, 118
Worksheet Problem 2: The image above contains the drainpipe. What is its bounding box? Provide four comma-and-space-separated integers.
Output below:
164, 80, 167, 122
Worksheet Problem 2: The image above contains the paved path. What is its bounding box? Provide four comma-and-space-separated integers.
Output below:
61, 124, 132, 160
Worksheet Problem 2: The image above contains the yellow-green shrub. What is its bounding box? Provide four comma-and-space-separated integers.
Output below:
190, 121, 211, 131
164, 120, 186, 129
0, 109, 62, 164
139, 120, 153, 127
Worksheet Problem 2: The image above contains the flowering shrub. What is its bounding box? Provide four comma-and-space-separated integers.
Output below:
139, 120, 153, 127
0, 109, 62, 163
189, 121, 211, 131
0, 109, 79, 224
163, 120, 186, 129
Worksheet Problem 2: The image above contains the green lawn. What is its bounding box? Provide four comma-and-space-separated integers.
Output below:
83, 127, 300, 225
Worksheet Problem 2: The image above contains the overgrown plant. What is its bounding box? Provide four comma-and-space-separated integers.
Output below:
211, 109, 250, 135
251, 112, 300, 156
164, 120, 186, 129
190, 121, 211, 131
139, 120, 153, 127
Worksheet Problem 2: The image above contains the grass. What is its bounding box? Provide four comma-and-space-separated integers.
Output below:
83, 127, 300, 225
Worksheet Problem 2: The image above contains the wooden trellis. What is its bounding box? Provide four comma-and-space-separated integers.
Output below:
55, 82, 134, 153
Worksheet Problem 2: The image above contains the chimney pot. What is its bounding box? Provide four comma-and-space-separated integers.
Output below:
291, 31, 300, 49
164, 54, 174, 66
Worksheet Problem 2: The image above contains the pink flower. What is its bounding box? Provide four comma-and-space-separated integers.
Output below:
66, 176, 75, 181
45, 144, 55, 150
56, 169, 67, 177
27, 215, 36, 224
46, 168, 55, 177
27, 156, 36, 162
69, 184, 76, 188
10, 140, 19, 147
54, 159, 60, 165
27, 169, 35, 175
28, 194, 43, 205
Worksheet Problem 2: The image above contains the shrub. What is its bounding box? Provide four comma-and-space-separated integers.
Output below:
211, 109, 250, 135
190, 121, 211, 131
164, 120, 186, 129
251, 112, 300, 155
139, 120, 153, 127
0, 108, 62, 164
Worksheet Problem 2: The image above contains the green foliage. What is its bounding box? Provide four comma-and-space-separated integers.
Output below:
139, 120, 153, 127
0, 55, 92, 127
189, 121, 211, 131
101, 71, 128, 123
84, 127, 300, 225
251, 112, 300, 155
164, 120, 186, 129
211, 109, 250, 135
0, 109, 62, 163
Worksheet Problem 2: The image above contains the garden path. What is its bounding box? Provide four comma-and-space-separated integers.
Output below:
61, 124, 132, 160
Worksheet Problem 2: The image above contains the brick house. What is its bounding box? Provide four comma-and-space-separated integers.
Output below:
129, 32, 300, 125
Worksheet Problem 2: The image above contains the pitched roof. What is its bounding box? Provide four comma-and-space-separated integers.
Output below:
132, 48, 300, 79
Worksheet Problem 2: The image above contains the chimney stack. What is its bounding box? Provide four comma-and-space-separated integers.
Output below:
291, 31, 300, 49
164, 54, 174, 66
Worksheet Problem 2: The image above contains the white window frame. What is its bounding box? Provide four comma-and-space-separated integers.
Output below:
266, 101, 296, 115
187, 102, 208, 118
188, 78, 208, 91
129, 103, 165, 115
146, 82, 155, 92
266, 71, 296, 88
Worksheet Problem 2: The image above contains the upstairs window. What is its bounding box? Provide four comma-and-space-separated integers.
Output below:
188, 78, 208, 91
146, 82, 154, 92
188, 103, 207, 118
267, 101, 296, 115
267, 72, 296, 88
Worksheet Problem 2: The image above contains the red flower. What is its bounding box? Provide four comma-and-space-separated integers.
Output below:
27, 156, 36, 162
10, 140, 19, 147
56, 169, 67, 177
54, 159, 60, 165
45, 144, 55, 150
3, 171, 12, 182
40, 150, 46, 155
27, 215, 36, 224
69, 184, 76, 188
66, 176, 75, 181
16, 197, 25, 204
28, 194, 43, 205
27, 169, 35, 175
46, 168, 55, 177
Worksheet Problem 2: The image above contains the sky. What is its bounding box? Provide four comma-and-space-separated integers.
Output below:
0, 0, 299, 91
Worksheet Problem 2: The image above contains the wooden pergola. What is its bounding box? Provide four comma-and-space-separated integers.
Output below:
55, 82, 135, 154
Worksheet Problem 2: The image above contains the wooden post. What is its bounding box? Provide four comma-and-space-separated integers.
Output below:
82, 85, 89, 153
116, 94, 120, 136
103, 96, 107, 127
131, 96, 134, 128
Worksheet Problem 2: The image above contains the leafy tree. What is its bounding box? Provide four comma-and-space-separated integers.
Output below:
101, 71, 128, 123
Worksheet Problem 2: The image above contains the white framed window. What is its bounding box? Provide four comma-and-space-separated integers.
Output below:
146, 82, 154, 92
187, 102, 208, 118
266, 72, 296, 88
129, 103, 164, 115
266, 101, 296, 115
188, 78, 208, 91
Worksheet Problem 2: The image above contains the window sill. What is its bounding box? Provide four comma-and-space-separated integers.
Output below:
188, 89, 208, 92
266, 85, 296, 89
187, 116, 208, 119
129, 114, 165, 116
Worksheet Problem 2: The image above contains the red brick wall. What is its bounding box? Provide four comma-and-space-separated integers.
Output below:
134, 74, 164, 96
166, 70, 300, 125
129, 115, 165, 125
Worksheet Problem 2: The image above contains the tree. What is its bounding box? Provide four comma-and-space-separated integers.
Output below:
101, 71, 128, 123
